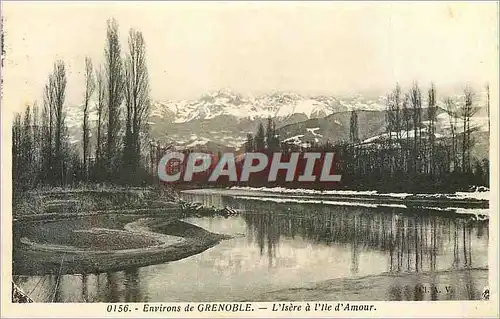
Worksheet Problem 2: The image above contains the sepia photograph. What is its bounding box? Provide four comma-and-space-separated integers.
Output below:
1, 1, 498, 316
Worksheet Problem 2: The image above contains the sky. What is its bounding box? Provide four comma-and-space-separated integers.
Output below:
1, 1, 498, 112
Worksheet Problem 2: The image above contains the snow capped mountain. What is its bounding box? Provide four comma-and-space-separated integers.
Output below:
150, 89, 388, 124
145, 89, 396, 151
62, 87, 490, 157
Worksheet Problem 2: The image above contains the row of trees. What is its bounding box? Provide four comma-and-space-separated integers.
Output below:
380, 83, 479, 175
230, 83, 489, 192
12, 19, 152, 194
344, 83, 489, 191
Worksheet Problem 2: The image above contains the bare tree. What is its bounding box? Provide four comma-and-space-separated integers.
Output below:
21, 105, 33, 188
390, 84, 402, 172
53, 61, 67, 185
42, 60, 67, 185
410, 82, 422, 174
392, 84, 402, 140
385, 93, 394, 175
402, 94, 411, 173
42, 75, 55, 184
94, 66, 106, 173
105, 18, 124, 179
460, 87, 477, 173
56, 63, 68, 184
123, 28, 150, 181
12, 113, 22, 192
445, 97, 458, 171
83, 57, 95, 180
427, 83, 437, 176
31, 103, 42, 186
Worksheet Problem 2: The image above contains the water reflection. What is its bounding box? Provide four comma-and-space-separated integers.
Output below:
16, 268, 143, 303
16, 192, 488, 302
124, 269, 142, 302
234, 199, 485, 274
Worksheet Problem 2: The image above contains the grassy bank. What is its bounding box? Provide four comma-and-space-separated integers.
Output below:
13, 187, 178, 217
12, 187, 231, 276
14, 218, 229, 276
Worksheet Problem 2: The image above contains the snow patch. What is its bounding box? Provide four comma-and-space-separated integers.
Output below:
229, 186, 489, 202
232, 196, 407, 208
306, 127, 322, 137
283, 135, 305, 145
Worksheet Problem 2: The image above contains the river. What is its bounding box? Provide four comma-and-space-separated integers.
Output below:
15, 190, 489, 302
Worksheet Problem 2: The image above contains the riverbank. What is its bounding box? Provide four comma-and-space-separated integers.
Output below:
12, 188, 231, 276
181, 187, 489, 217
254, 268, 489, 301
14, 217, 229, 276
229, 186, 490, 202
13, 187, 178, 217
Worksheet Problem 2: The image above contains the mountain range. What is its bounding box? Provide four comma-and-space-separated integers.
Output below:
64, 88, 490, 159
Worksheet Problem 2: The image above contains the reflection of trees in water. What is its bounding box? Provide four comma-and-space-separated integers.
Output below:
97, 269, 142, 303
82, 274, 88, 302
351, 215, 359, 274
124, 268, 141, 302
18, 265, 144, 303
106, 272, 121, 302
48, 275, 62, 302
249, 213, 281, 267
181, 193, 224, 209
239, 200, 488, 273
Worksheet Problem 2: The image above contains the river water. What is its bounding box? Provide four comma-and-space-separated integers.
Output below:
15, 191, 489, 302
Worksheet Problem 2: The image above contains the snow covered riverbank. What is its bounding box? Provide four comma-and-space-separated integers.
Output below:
229, 195, 489, 219
181, 186, 489, 218
229, 186, 490, 202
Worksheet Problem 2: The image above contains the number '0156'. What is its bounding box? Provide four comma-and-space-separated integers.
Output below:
106, 305, 130, 312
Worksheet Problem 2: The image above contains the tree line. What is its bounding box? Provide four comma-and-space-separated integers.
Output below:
341, 83, 489, 192
12, 19, 152, 195
234, 83, 489, 192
